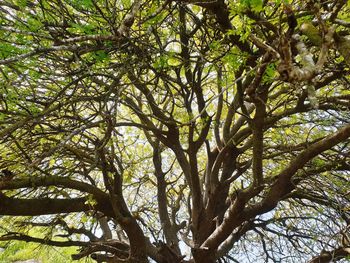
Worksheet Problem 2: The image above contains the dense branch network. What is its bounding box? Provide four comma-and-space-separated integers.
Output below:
0, 0, 350, 263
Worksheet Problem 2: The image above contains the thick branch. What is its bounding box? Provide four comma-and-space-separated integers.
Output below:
0, 176, 107, 199
307, 247, 350, 263
247, 123, 350, 216
0, 193, 103, 216
0, 232, 87, 247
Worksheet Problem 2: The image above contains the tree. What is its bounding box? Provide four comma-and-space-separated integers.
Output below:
0, 0, 350, 262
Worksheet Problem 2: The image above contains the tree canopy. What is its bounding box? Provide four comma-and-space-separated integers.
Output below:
0, 0, 350, 262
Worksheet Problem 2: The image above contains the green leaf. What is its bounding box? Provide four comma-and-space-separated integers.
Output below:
240, 0, 263, 12
94, 51, 108, 62
27, 17, 43, 31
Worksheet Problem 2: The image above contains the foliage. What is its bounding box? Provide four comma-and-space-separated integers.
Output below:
0, 240, 87, 263
0, 219, 91, 262
0, 0, 350, 263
